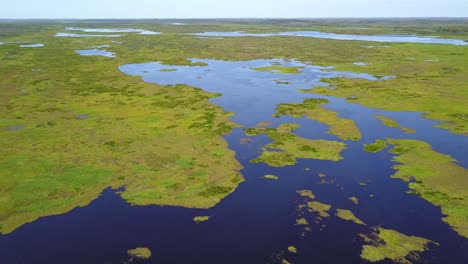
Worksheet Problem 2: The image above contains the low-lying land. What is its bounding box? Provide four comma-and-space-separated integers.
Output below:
245, 123, 346, 167
275, 98, 362, 141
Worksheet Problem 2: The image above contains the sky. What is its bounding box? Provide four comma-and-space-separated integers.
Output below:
1, 0, 467, 19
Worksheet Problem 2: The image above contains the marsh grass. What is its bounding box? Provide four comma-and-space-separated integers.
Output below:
364, 139, 388, 153
360, 227, 436, 263
245, 123, 345, 167
0, 30, 244, 234
335, 209, 365, 225
387, 139, 468, 238
374, 115, 416, 134
275, 98, 362, 141
127, 247, 152, 260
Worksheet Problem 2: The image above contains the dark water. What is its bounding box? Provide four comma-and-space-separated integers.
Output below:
0, 59, 467, 264
192, 31, 468, 46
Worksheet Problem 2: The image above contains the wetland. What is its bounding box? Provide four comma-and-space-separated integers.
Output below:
0, 18, 467, 264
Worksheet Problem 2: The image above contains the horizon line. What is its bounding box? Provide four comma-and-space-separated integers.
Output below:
1, 16, 468, 20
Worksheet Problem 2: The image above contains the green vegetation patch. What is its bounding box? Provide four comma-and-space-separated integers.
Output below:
245, 123, 346, 167
287, 246, 298, 254
364, 139, 388, 153
348, 197, 359, 204
310, 73, 467, 135
193, 216, 211, 222
263, 174, 279, 180
296, 218, 309, 225
297, 190, 316, 200
307, 201, 332, 219
252, 65, 303, 74
335, 209, 365, 225
275, 98, 361, 141
374, 115, 416, 134
128, 247, 152, 260
387, 139, 468, 238
361, 227, 436, 263
0, 32, 243, 234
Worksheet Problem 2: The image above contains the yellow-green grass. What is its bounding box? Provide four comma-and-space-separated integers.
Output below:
0, 32, 243, 234
245, 123, 346, 167
361, 227, 436, 263
308, 69, 467, 135
348, 197, 359, 204
297, 190, 315, 200
116, 30, 467, 135
296, 218, 309, 225
263, 174, 279, 180
252, 65, 303, 74
33, 22, 465, 135
275, 98, 362, 141
193, 216, 211, 222
128, 247, 152, 259
335, 209, 365, 225
307, 201, 332, 218
364, 139, 388, 153
287, 246, 298, 254
387, 139, 468, 238
1, 20, 467, 235
374, 115, 416, 134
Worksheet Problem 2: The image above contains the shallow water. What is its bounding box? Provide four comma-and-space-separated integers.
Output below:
20, 43, 44, 48
352, 62, 368, 66
66, 27, 160, 35
193, 31, 468, 45
75, 49, 116, 57
56, 32, 122, 38
1, 58, 467, 264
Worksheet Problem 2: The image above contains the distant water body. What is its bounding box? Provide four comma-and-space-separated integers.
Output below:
65, 27, 160, 35
20, 43, 44, 48
75, 49, 116, 58
193, 31, 468, 45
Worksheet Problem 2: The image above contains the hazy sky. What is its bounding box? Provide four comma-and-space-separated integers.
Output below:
2, 0, 467, 19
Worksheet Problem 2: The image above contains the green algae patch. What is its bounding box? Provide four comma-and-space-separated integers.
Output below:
252, 65, 303, 74
263, 174, 279, 180
128, 247, 152, 260
348, 197, 359, 204
297, 190, 315, 200
335, 209, 365, 225
307, 201, 332, 219
387, 139, 468, 238
193, 216, 211, 223
246, 123, 346, 167
275, 98, 361, 141
364, 139, 388, 153
361, 227, 436, 263
375, 115, 416, 134
287, 246, 298, 254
